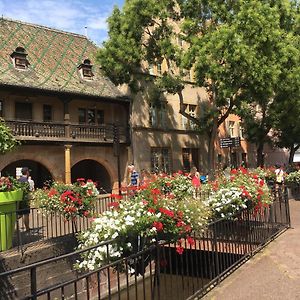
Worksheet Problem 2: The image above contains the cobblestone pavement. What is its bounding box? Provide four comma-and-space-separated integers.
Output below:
202, 199, 300, 300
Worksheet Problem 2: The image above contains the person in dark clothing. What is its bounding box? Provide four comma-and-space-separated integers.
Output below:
17, 167, 31, 231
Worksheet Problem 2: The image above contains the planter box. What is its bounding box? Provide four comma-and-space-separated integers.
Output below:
0, 190, 23, 251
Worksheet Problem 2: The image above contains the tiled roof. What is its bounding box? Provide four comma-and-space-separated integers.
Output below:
0, 18, 124, 100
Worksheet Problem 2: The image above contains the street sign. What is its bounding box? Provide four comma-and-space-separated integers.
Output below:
220, 137, 241, 148
220, 138, 232, 148
231, 137, 241, 147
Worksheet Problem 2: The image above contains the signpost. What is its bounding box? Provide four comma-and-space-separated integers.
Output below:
220, 137, 241, 148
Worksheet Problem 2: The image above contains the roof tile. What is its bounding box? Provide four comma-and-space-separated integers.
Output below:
0, 18, 123, 100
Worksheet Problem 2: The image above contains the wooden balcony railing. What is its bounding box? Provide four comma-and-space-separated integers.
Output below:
5, 120, 129, 144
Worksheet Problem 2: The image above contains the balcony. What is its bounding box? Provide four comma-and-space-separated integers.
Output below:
5, 120, 129, 144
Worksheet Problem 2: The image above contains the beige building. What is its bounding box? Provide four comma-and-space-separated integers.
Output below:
0, 18, 130, 192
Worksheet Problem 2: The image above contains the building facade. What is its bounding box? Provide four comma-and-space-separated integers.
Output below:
0, 18, 130, 192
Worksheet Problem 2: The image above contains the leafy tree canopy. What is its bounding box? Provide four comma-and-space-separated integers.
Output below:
0, 119, 19, 154
97, 0, 299, 168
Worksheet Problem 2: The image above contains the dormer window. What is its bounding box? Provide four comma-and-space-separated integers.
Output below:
10, 47, 29, 70
78, 59, 94, 79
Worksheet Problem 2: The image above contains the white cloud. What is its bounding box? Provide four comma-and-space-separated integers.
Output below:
0, 0, 122, 44
86, 16, 108, 30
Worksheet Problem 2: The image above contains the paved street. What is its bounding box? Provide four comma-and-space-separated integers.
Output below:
203, 199, 300, 300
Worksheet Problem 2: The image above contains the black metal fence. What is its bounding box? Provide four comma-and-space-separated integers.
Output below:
0, 187, 290, 300
0, 195, 114, 253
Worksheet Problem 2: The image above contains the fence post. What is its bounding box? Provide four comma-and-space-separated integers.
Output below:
30, 266, 37, 299
284, 185, 291, 227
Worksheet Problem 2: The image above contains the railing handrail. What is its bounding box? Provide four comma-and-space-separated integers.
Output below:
5, 119, 126, 129
0, 193, 286, 277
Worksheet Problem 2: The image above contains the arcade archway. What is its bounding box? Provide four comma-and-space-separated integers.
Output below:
71, 159, 111, 193
1, 160, 53, 188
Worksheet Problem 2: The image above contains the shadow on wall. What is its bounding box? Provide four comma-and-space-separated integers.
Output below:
1, 159, 53, 188
71, 159, 111, 194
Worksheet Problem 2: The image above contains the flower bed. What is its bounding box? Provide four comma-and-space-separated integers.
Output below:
203, 167, 273, 218
76, 173, 210, 273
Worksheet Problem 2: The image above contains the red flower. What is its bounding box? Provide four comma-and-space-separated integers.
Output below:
176, 246, 184, 255
187, 236, 195, 246
48, 188, 58, 197
177, 211, 183, 219
151, 188, 161, 195
259, 179, 265, 187
239, 167, 248, 174
184, 225, 192, 232
176, 220, 184, 227
108, 202, 120, 208
167, 193, 175, 199
159, 208, 174, 218
148, 208, 156, 214
111, 194, 123, 200
83, 210, 90, 217
142, 200, 148, 205
230, 169, 237, 174
153, 221, 164, 231
76, 178, 85, 182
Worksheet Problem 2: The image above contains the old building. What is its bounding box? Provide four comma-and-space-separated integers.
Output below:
0, 18, 130, 192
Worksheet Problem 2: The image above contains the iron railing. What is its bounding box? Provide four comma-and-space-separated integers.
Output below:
0, 186, 290, 299
5, 120, 129, 143
0, 195, 114, 253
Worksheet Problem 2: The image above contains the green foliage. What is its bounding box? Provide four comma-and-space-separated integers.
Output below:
285, 170, 300, 185
0, 119, 19, 154
98, 0, 299, 167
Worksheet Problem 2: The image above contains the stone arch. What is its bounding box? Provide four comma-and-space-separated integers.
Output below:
1, 159, 53, 188
71, 159, 112, 193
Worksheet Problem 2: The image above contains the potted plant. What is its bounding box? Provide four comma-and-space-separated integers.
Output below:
0, 177, 24, 251
0, 119, 21, 251
33, 179, 100, 222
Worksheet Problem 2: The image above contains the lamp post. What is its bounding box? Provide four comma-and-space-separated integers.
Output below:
113, 124, 122, 195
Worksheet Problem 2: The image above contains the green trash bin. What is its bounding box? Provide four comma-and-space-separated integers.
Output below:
0, 190, 23, 251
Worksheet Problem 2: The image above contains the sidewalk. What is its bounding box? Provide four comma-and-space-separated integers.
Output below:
202, 199, 300, 300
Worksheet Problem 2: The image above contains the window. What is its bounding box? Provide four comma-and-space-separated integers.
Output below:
78, 108, 86, 124
239, 123, 244, 138
151, 147, 171, 174
157, 63, 162, 75
182, 104, 197, 130
229, 121, 235, 137
77, 59, 94, 79
10, 47, 29, 70
97, 110, 104, 124
43, 105, 52, 122
87, 109, 95, 124
177, 37, 184, 47
149, 102, 167, 128
148, 64, 154, 75
182, 148, 199, 172
78, 108, 104, 125
0, 100, 3, 117
15, 102, 32, 120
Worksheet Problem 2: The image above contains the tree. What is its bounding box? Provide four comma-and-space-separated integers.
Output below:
0, 119, 19, 154
97, 0, 299, 170
236, 0, 300, 166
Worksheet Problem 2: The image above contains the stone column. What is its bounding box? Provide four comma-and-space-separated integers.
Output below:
64, 145, 72, 184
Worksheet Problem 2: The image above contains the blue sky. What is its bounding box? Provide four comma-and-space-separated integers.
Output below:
0, 0, 124, 45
